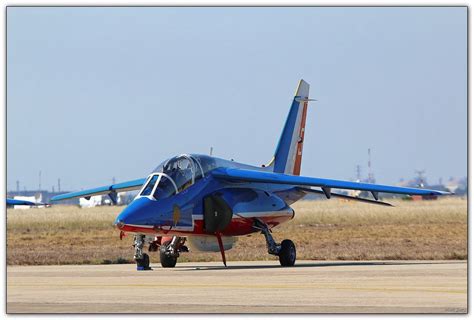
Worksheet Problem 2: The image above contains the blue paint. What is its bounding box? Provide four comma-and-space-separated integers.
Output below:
273, 97, 300, 173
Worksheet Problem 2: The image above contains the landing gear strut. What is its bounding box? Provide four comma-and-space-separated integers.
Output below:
255, 220, 296, 267
134, 234, 151, 271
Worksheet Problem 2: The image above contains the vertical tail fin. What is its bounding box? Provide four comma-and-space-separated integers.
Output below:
271, 79, 311, 175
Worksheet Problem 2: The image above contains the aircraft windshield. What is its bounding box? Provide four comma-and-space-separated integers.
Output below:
140, 175, 159, 196
152, 175, 176, 200
139, 174, 177, 200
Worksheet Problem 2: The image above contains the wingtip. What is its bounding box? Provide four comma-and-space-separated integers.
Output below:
435, 190, 453, 196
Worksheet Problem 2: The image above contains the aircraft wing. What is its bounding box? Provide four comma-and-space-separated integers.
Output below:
51, 178, 146, 202
6, 198, 43, 206
297, 187, 394, 206
211, 168, 450, 197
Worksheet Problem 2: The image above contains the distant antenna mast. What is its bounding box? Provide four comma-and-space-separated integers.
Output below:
58, 178, 61, 193
38, 170, 42, 191
356, 165, 361, 182
367, 148, 375, 183
415, 170, 425, 187
16, 180, 19, 193
209, 147, 213, 156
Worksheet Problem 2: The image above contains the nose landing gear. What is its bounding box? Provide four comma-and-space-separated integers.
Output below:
255, 219, 296, 267
134, 234, 152, 271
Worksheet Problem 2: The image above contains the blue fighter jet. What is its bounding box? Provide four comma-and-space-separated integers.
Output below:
52, 80, 449, 270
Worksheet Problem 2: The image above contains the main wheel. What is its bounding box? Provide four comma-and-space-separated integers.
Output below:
160, 242, 177, 268
136, 253, 151, 270
278, 239, 296, 267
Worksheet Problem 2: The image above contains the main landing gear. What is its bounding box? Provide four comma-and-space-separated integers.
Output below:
255, 220, 296, 267
158, 236, 188, 268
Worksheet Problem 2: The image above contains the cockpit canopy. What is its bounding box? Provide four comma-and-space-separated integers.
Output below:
138, 154, 209, 200
137, 154, 239, 200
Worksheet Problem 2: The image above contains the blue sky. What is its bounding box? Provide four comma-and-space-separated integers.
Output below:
7, 7, 467, 191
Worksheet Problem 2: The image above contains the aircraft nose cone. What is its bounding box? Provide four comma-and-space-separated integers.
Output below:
115, 219, 125, 229
114, 197, 153, 229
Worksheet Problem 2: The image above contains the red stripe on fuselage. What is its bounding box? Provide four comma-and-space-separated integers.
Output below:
117, 214, 293, 237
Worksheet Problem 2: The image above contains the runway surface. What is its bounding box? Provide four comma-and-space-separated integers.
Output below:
7, 260, 467, 313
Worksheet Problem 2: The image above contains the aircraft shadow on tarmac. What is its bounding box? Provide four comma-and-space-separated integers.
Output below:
166, 261, 462, 272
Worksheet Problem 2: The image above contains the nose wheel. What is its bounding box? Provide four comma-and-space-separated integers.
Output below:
136, 253, 151, 270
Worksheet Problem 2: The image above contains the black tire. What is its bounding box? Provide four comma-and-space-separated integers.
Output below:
278, 239, 296, 267
160, 243, 177, 268
136, 253, 150, 270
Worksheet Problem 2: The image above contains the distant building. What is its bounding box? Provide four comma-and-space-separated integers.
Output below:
78, 192, 135, 208
79, 195, 103, 208
445, 177, 467, 194
11, 195, 42, 209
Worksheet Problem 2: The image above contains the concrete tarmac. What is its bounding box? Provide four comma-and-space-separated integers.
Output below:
7, 260, 467, 313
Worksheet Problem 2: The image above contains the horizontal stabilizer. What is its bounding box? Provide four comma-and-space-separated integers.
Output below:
211, 168, 450, 196
294, 98, 317, 102
51, 178, 146, 202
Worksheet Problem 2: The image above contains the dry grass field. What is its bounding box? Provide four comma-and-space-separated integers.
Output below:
7, 197, 467, 265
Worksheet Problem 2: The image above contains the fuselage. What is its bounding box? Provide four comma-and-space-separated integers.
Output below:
115, 154, 305, 237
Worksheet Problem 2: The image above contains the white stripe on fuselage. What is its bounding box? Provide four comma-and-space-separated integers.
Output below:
124, 223, 155, 229
233, 210, 293, 218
